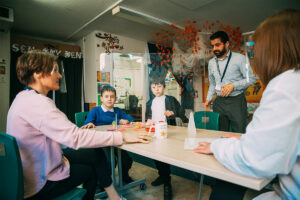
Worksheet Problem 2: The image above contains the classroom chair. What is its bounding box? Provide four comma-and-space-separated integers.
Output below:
75, 111, 89, 127
0, 132, 86, 200
194, 111, 220, 131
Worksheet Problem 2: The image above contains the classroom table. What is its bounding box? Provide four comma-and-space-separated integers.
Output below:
95, 125, 272, 199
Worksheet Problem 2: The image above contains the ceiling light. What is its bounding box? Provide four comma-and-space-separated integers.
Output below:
112, 6, 183, 30
168, 0, 217, 10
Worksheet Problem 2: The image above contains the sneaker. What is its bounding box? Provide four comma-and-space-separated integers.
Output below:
164, 183, 173, 200
151, 176, 165, 186
120, 196, 127, 200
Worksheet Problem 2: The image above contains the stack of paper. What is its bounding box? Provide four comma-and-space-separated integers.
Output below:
184, 138, 217, 150
188, 112, 197, 135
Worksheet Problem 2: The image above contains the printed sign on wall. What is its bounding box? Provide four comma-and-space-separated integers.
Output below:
202, 72, 263, 102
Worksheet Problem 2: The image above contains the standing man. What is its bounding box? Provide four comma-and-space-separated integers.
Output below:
205, 31, 256, 133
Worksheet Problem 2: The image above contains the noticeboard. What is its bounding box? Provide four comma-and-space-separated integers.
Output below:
202, 71, 264, 102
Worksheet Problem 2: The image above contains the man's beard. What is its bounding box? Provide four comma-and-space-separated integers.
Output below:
214, 47, 227, 58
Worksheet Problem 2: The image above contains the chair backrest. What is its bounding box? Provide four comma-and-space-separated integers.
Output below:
75, 112, 89, 127
0, 132, 23, 200
129, 95, 138, 110
194, 111, 219, 130
0, 132, 86, 200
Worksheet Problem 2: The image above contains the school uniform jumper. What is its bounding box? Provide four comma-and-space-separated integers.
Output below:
84, 105, 134, 179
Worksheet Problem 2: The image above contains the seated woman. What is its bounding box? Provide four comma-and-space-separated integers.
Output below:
194, 9, 300, 200
6, 50, 152, 200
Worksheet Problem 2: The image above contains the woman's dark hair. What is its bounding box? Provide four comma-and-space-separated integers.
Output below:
253, 9, 300, 85
209, 31, 229, 44
100, 85, 116, 96
16, 50, 57, 85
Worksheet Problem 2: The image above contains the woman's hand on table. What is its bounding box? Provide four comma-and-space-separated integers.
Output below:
80, 123, 96, 129
222, 133, 241, 140
194, 142, 213, 154
122, 132, 152, 144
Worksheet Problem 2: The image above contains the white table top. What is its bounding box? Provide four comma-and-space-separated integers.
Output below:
95, 125, 271, 190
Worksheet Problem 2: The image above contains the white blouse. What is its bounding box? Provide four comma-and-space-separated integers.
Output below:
211, 70, 300, 200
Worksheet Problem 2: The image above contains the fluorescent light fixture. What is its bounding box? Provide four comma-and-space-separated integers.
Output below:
168, 0, 217, 10
112, 6, 183, 30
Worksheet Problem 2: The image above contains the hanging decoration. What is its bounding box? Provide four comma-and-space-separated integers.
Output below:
95, 32, 124, 54
149, 20, 244, 99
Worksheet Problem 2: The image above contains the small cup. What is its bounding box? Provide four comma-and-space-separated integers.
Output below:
155, 121, 168, 139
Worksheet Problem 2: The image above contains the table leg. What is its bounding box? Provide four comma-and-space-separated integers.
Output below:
96, 146, 147, 198
111, 146, 116, 184
198, 174, 204, 200
118, 148, 123, 187
95, 146, 116, 198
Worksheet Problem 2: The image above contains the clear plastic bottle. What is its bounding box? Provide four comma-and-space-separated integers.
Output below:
244, 41, 255, 83
246, 41, 254, 59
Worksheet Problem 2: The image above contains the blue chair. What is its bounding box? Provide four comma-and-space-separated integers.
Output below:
0, 132, 86, 200
194, 111, 220, 130
75, 112, 89, 127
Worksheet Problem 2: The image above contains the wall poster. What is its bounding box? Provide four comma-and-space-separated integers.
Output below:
97, 83, 110, 94
97, 71, 110, 83
202, 72, 264, 102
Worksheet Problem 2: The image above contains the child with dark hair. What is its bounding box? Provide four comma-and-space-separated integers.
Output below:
82, 85, 134, 184
146, 77, 188, 200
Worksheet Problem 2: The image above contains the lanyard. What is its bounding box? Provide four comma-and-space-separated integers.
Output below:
216, 51, 232, 82
24, 86, 40, 94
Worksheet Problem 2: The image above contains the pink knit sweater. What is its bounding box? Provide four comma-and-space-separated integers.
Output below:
7, 90, 123, 198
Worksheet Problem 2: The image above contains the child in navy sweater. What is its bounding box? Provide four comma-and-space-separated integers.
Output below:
82, 85, 134, 183
83, 87, 134, 127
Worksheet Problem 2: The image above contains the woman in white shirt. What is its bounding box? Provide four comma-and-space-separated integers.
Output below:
194, 9, 300, 200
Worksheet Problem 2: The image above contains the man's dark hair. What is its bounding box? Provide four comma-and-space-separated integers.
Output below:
101, 85, 116, 96
150, 76, 166, 87
210, 31, 229, 44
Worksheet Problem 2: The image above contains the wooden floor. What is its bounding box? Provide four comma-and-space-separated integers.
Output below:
116, 162, 211, 200
102, 162, 264, 200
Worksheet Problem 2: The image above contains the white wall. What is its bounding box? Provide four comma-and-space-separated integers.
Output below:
114, 59, 144, 98
0, 30, 10, 132
194, 72, 205, 111
77, 33, 98, 103
79, 30, 147, 104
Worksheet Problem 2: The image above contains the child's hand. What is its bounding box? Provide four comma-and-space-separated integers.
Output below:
146, 119, 154, 126
122, 132, 152, 144
80, 123, 96, 129
164, 110, 174, 117
119, 119, 129, 125
194, 142, 213, 154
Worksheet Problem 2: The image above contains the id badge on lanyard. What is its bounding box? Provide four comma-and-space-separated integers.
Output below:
215, 85, 221, 91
